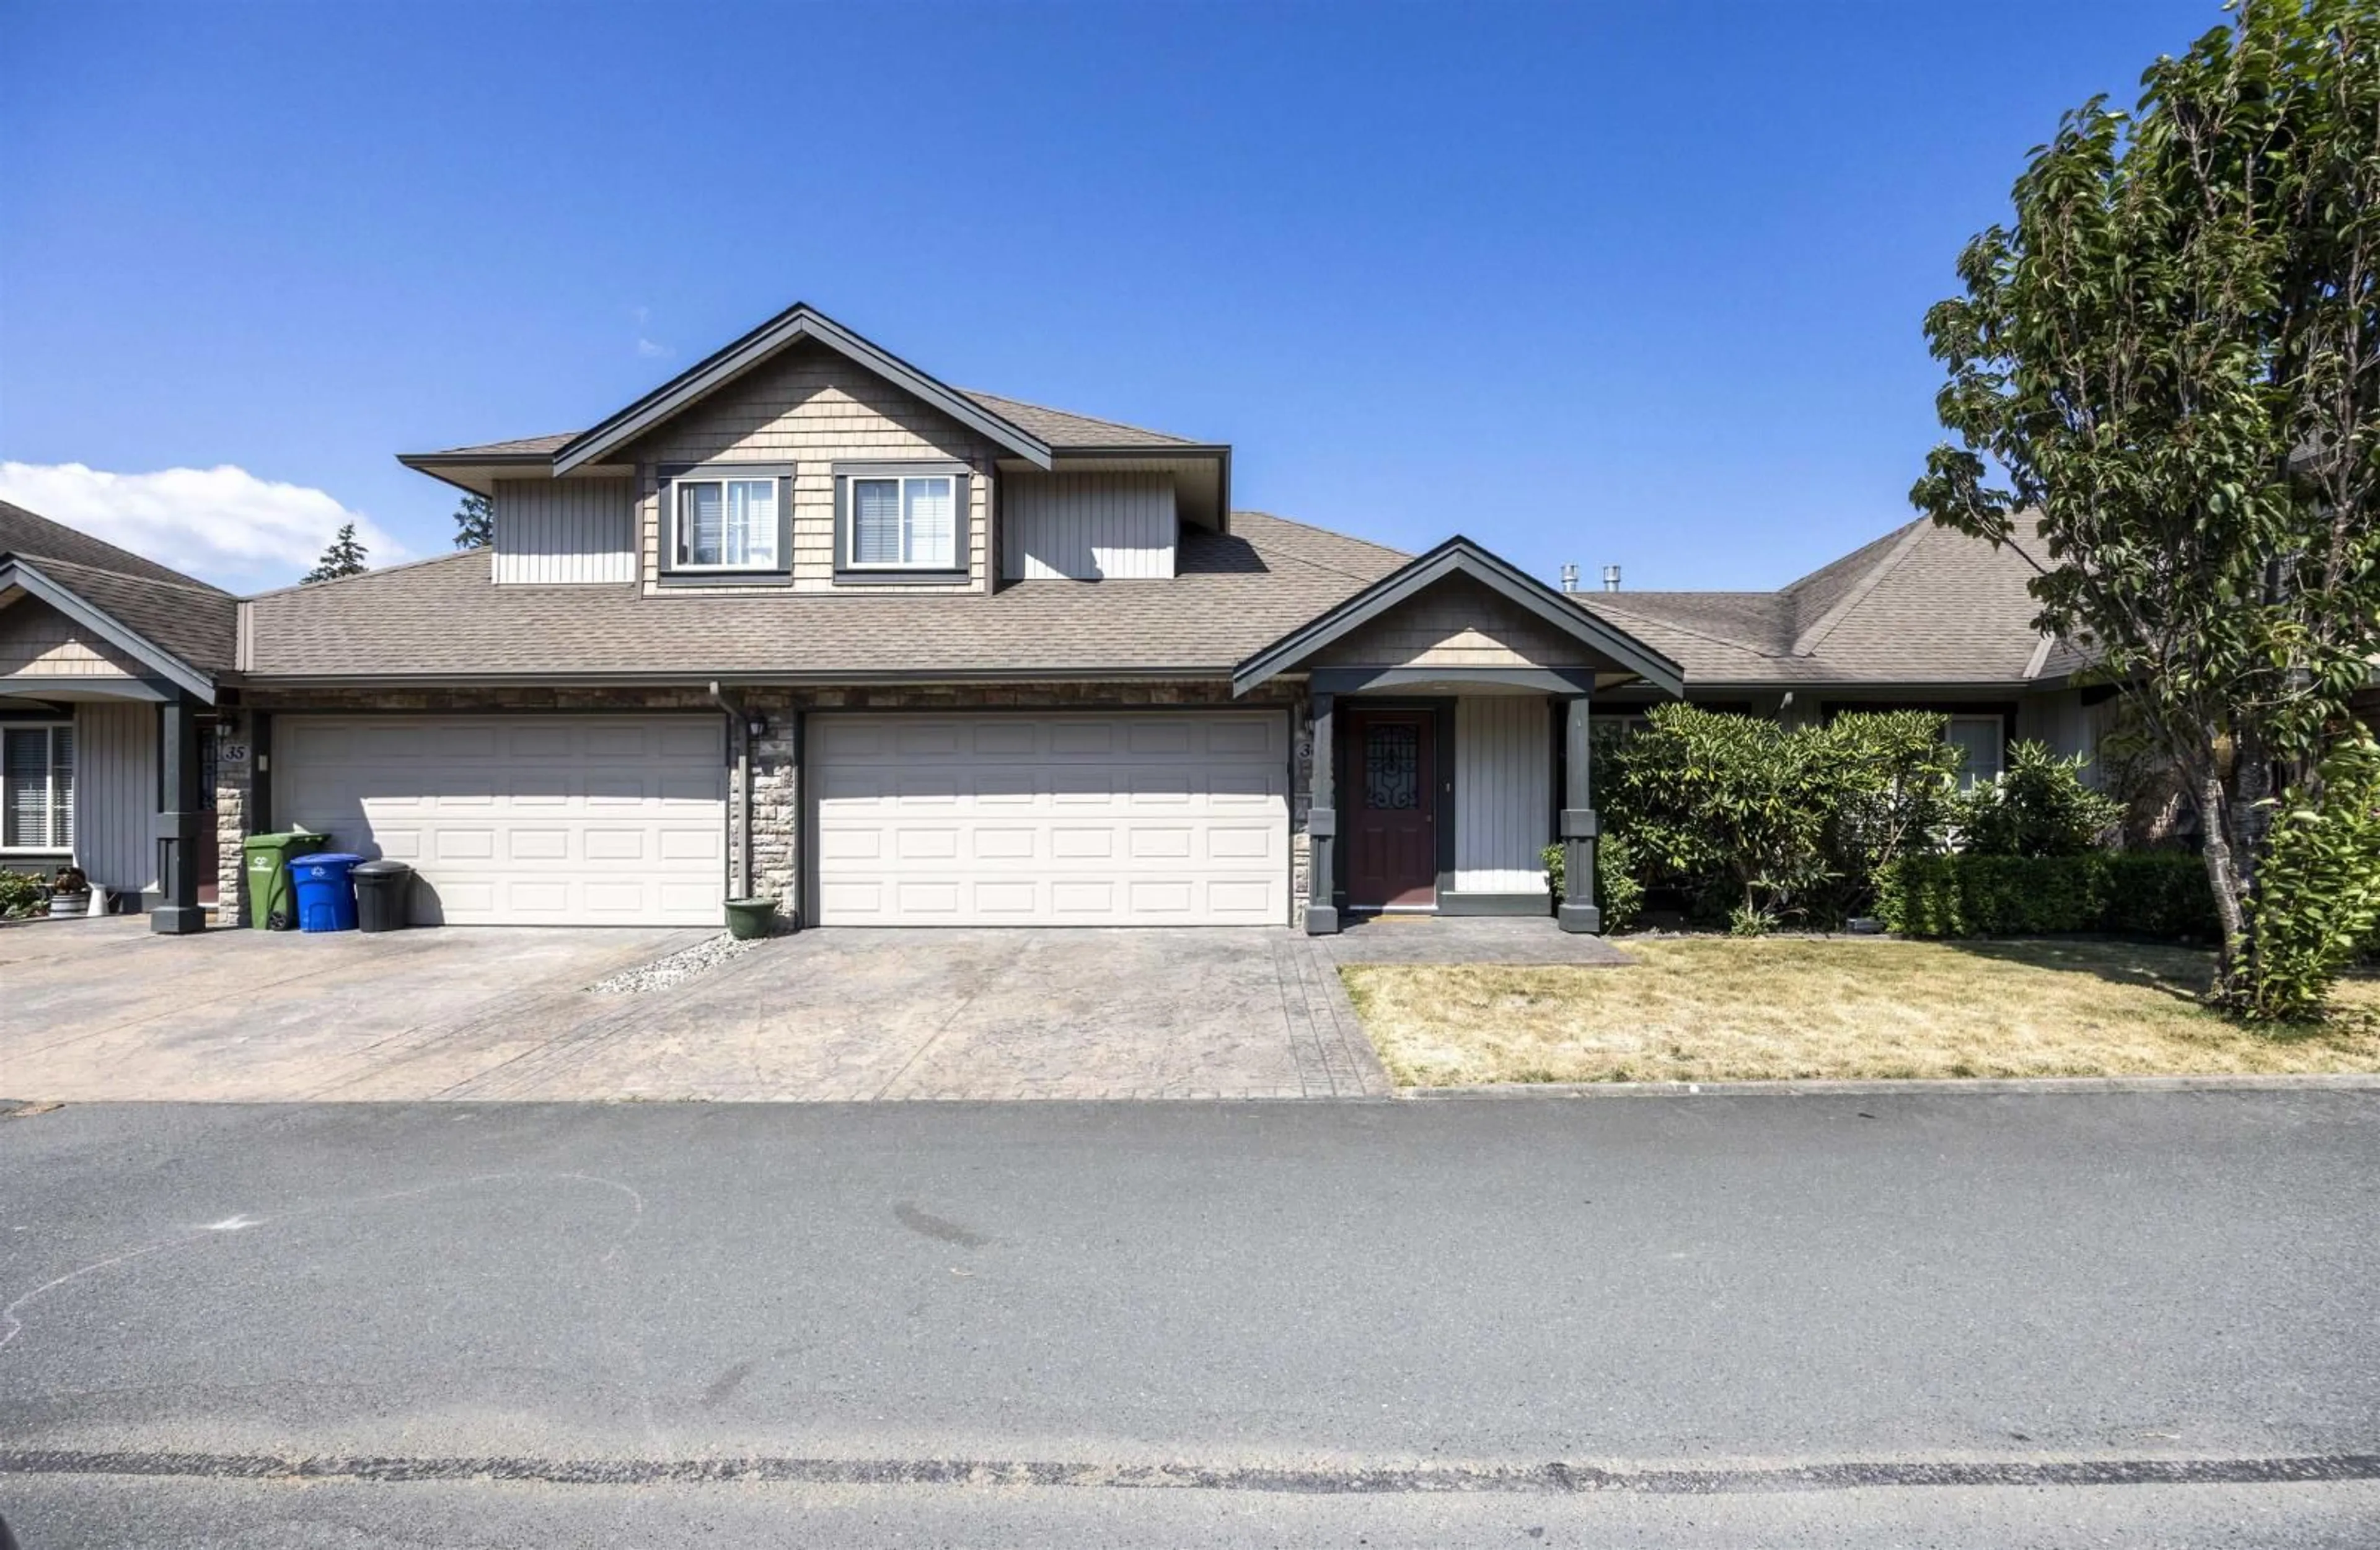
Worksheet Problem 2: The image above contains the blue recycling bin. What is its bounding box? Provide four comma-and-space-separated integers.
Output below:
288, 853, 366, 933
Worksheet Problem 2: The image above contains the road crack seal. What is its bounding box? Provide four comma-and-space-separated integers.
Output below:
2, 1450, 2374, 1495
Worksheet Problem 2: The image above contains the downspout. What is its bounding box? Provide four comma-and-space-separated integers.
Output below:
710, 681, 752, 901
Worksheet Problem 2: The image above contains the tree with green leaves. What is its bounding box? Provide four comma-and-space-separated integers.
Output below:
303, 522, 369, 583
454, 493, 493, 549
1913, 0, 2380, 1016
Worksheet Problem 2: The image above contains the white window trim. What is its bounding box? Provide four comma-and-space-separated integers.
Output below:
845, 473, 959, 571
663, 466, 789, 575
1, 720, 74, 855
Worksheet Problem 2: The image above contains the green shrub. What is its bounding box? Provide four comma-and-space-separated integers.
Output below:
1957, 740, 2123, 856
1816, 711, 1967, 896
0, 869, 43, 920
2242, 729, 2380, 1021
1600, 704, 1958, 928
1875, 850, 2217, 940
1596, 834, 1643, 933
1541, 836, 1645, 933
2099, 852, 2225, 940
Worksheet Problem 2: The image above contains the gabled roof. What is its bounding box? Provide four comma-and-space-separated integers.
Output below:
400, 303, 1219, 490
0, 498, 234, 594
1576, 516, 2071, 689
412, 397, 1212, 470
549, 304, 1057, 475
0, 500, 234, 699
1233, 536, 1685, 697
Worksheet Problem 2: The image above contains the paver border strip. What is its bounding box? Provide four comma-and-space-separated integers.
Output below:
1400, 1072, 2380, 1099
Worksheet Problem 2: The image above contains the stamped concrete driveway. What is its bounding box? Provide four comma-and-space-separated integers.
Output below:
0, 919, 1388, 1103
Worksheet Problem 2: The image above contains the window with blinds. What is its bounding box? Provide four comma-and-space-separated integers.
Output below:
2, 723, 73, 851
848, 475, 956, 569
672, 476, 780, 570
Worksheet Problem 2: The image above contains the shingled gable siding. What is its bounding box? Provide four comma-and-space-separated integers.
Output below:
1312, 576, 1597, 669
235, 680, 1315, 928
624, 340, 994, 596
0, 596, 148, 679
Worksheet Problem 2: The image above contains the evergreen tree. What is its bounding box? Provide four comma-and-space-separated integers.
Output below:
454, 493, 493, 549
304, 522, 369, 583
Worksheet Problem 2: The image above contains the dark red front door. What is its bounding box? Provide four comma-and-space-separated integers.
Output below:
1345, 707, 1437, 909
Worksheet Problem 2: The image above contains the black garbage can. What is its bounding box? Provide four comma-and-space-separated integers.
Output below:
351, 859, 415, 933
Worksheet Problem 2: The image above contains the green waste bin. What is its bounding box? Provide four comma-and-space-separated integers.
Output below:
242, 831, 332, 930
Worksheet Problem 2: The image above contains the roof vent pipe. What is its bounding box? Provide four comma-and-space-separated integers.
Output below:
1602, 565, 1622, 592
1559, 563, 1578, 594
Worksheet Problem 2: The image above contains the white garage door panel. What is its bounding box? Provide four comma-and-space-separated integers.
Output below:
276, 715, 725, 926
813, 711, 1290, 926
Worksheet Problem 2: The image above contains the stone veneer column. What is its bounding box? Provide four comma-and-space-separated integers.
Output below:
214, 728, 255, 924
747, 706, 801, 924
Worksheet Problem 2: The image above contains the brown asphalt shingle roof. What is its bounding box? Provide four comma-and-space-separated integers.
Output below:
242, 512, 1406, 680
1574, 516, 2073, 687
954, 390, 1204, 449
415, 433, 578, 459
1, 500, 239, 674
421, 391, 1207, 463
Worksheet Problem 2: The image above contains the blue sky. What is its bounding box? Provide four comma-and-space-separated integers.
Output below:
2, 0, 2216, 592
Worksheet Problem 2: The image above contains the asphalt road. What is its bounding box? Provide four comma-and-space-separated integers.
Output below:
2, 1091, 2375, 1547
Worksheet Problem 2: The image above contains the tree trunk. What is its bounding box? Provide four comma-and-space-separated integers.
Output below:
2196, 767, 2254, 1005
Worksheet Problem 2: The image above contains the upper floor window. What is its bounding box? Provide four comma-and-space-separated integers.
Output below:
656, 466, 785, 581
2, 722, 73, 852
848, 475, 956, 570
677, 477, 778, 570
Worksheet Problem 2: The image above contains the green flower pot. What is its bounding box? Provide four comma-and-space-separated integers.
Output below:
723, 897, 778, 940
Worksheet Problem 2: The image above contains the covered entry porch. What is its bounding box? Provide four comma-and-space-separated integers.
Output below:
1231, 537, 1683, 935
0, 549, 227, 933
1309, 675, 1601, 932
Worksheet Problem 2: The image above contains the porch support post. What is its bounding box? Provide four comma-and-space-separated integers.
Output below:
1558, 692, 1600, 934
151, 695, 206, 935
1305, 690, 1340, 935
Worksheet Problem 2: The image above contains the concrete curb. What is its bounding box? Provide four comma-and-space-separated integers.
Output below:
1399, 1073, 2380, 1099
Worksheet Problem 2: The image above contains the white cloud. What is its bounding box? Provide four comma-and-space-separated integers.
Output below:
0, 462, 406, 592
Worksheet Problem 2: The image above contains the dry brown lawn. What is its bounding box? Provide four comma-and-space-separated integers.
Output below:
1341, 937, 2380, 1087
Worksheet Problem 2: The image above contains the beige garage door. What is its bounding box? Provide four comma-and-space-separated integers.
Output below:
813, 711, 1289, 926
276, 715, 725, 925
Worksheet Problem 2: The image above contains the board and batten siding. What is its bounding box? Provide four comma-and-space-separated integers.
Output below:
1000, 472, 1177, 579
493, 478, 637, 584
1452, 696, 1551, 896
72, 700, 157, 894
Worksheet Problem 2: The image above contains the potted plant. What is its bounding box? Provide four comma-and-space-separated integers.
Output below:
46, 865, 90, 919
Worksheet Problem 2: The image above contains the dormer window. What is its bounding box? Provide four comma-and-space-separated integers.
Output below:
835, 463, 971, 583
661, 463, 790, 576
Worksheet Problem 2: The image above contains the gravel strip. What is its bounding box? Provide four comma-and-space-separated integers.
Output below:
588, 933, 762, 995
